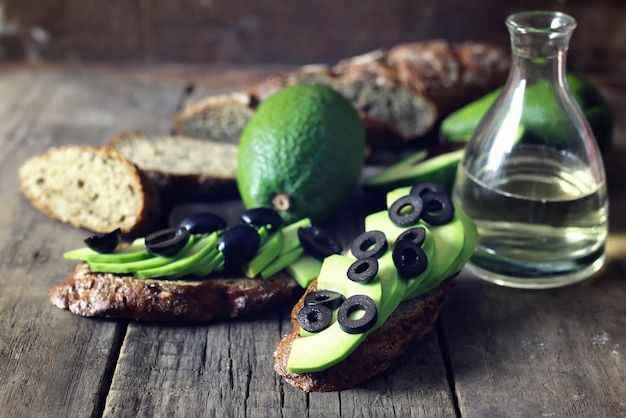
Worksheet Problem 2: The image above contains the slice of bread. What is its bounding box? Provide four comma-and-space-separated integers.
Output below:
49, 262, 302, 322
18, 145, 161, 236
173, 92, 256, 147
108, 132, 238, 202
174, 40, 509, 152
273, 278, 452, 392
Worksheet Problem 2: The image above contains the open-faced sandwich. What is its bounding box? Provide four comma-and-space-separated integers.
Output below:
273, 181, 477, 392
49, 209, 338, 322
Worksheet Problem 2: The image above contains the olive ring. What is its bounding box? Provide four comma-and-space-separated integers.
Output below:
350, 230, 388, 259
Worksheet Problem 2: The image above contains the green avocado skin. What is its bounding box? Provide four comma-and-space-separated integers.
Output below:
440, 73, 614, 152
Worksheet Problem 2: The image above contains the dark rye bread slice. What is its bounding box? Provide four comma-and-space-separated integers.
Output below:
108, 132, 239, 202
18, 145, 161, 236
273, 278, 452, 392
50, 262, 302, 322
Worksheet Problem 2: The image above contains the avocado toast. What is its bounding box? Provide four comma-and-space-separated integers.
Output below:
49, 212, 334, 322
274, 182, 477, 391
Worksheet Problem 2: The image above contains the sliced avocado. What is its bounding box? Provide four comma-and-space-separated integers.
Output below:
134, 233, 218, 279
364, 147, 464, 195
243, 229, 284, 278
64, 238, 150, 263
400, 225, 436, 300
363, 210, 409, 247
404, 215, 465, 300
363, 150, 428, 191
286, 254, 322, 288
287, 254, 383, 373
88, 235, 197, 274
374, 250, 406, 324
447, 206, 478, 276
279, 218, 311, 256
189, 249, 223, 278
385, 187, 412, 209
260, 247, 304, 279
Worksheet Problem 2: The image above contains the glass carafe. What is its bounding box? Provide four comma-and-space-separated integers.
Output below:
452, 11, 608, 289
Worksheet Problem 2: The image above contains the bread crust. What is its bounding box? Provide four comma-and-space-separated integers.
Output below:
18, 145, 161, 236
174, 40, 508, 153
107, 132, 239, 203
50, 262, 302, 322
273, 278, 452, 392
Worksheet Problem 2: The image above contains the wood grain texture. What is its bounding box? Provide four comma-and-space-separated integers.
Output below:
0, 66, 624, 417
0, 67, 185, 417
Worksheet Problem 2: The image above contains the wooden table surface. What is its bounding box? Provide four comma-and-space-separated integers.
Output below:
0, 64, 624, 418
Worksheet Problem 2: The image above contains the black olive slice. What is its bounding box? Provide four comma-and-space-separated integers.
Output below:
241, 207, 284, 232
392, 238, 429, 278
347, 257, 379, 284
217, 224, 261, 269
145, 227, 191, 257
396, 226, 426, 247
304, 290, 345, 310
337, 294, 378, 334
297, 225, 342, 261
421, 192, 455, 225
297, 304, 333, 333
350, 230, 388, 259
410, 181, 446, 197
388, 195, 424, 227
84, 228, 122, 253
179, 212, 227, 234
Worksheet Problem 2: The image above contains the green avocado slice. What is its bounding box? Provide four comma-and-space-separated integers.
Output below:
88, 235, 197, 274
404, 215, 465, 300
134, 233, 218, 279
364, 148, 464, 195
64, 238, 150, 263
243, 229, 284, 278
286, 254, 322, 288
287, 254, 383, 373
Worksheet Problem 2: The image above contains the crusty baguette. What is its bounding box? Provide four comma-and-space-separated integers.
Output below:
108, 132, 238, 202
173, 91, 256, 146
174, 40, 508, 152
18, 145, 161, 236
50, 262, 302, 322
273, 278, 452, 392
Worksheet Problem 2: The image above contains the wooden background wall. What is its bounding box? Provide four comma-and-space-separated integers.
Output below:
0, 0, 624, 72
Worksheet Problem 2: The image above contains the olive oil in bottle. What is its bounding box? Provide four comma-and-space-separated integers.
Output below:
452, 11, 609, 288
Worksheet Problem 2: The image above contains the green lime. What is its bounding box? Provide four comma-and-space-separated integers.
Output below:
237, 84, 366, 224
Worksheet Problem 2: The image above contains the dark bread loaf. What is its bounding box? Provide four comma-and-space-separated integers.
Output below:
273, 278, 452, 392
174, 40, 509, 152
108, 132, 239, 202
18, 145, 161, 236
50, 262, 302, 322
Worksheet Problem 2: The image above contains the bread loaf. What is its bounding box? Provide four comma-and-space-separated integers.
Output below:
18, 145, 161, 236
49, 262, 302, 322
273, 278, 452, 392
174, 40, 509, 152
108, 132, 238, 202
173, 92, 256, 146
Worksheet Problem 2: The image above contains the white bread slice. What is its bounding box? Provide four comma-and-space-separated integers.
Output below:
18, 145, 161, 236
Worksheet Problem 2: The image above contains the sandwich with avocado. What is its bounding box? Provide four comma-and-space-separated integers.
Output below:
273, 181, 477, 392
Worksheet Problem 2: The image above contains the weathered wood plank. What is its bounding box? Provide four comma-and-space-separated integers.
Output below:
0, 68, 187, 417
